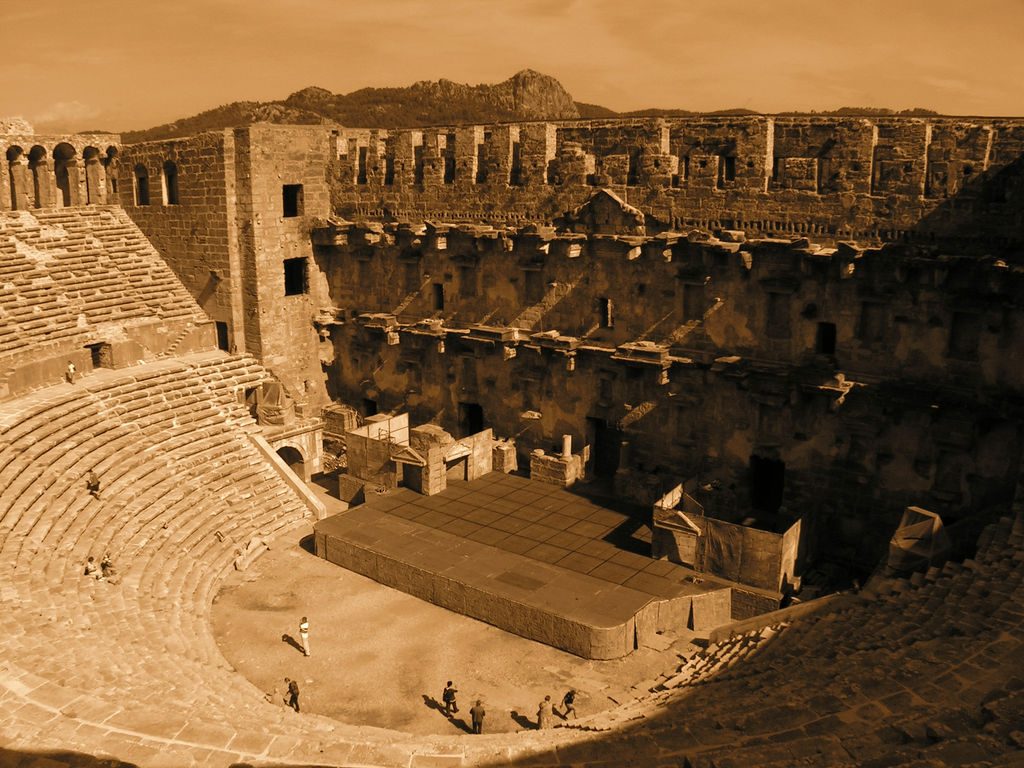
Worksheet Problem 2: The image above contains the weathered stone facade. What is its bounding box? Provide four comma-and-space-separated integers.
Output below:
330, 116, 1024, 252
116, 126, 333, 416
102, 117, 1024, 575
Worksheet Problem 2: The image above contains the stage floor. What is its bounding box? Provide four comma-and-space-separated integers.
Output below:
314, 473, 726, 658
365, 472, 700, 596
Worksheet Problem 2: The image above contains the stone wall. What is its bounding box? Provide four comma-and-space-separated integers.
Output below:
313, 222, 1024, 570
118, 125, 334, 413
118, 131, 245, 352
329, 117, 1024, 252
1, 132, 120, 212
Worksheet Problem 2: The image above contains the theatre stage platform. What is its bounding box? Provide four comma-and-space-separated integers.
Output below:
314, 473, 731, 659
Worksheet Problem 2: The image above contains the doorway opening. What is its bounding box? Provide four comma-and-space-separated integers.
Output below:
86, 342, 113, 369
458, 402, 484, 436
750, 454, 785, 513
586, 417, 621, 478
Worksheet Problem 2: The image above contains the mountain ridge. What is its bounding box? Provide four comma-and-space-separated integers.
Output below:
122, 69, 580, 143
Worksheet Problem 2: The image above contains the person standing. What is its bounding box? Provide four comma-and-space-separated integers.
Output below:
285, 677, 300, 712
299, 616, 310, 657
537, 695, 554, 729
470, 699, 486, 734
442, 681, 458, 715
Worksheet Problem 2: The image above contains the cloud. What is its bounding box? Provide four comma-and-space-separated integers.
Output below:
32, 101, 102, 128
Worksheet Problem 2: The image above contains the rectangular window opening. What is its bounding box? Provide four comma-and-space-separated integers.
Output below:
357, 147, 368, 185
509, 141, 522, 186
816, 322, 837, 355
284, 257, 309, 296
282, 184, 303, 218
413, 145, 424, 184
443, 133, 456, 183
432, 283, 445, 311
718, 155, 736, 188
598, 297, 613, 328
215, 321, 230, 352
475, 143, 487, 184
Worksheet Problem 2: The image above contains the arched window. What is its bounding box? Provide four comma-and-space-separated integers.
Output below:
83, 146, 101, 204
161, 160, 179, 205
103, 147, 119, 198
28, 146, 50, 208
134, 164, 149, 206
53, 143, 79, 207
6, 146, 28, 210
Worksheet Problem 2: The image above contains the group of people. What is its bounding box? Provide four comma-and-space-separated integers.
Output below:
83, 554, 117, 582
280, 619, 580, 731
443, 681, 577, 733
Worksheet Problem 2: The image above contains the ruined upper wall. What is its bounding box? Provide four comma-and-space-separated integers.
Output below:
330, 116, 1024, 252
1, 132, 120, 212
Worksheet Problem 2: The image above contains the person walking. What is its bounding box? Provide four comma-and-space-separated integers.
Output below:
561, 689, 577, 719
285, 677, 300, 712
537, 694, 554, 729
299, 616, 310, 657
470, 699, 486, 734
442, 681, 458, 715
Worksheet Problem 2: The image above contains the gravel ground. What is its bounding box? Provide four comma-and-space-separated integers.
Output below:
211, 535, 696, 735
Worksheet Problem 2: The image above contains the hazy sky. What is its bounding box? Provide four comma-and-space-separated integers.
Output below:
1, 0, 1021, 133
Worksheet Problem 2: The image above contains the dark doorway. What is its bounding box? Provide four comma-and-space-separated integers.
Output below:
816, 322, 837, 355
586, 417, 621, 478
87, 342, 113, 369
432, 283, 445, 311
244, 387, 259, 419
362, 398, 378, 417
750, 455, 785, 513
458, 402, 484, 437
277, 446, 305, 481
215, 321, 230, 351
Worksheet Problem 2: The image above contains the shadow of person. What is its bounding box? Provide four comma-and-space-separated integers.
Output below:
423, 695, 473, 732
509, 709, 537, 730
422, 694, 445, 714
281, 634, 305, 654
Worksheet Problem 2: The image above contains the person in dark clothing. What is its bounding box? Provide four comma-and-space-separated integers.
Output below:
442, 681, 458, 714
470, 700, 485, 733
86, 471, 101, 499
285, 677, 300, 712
561, 689, 577, 719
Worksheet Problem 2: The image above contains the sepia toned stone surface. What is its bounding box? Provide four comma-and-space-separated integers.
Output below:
0, 108, 1022, 766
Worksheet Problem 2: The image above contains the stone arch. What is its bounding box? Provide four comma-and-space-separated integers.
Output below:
103, 146, 119, 199
133, 163, 149, 206
277, 445, 305, 479
6, 146, 29, 210
28, 145, 51, 208
82, 146, 102, 204
161, 159, 179, 205
53, 142, 79, 207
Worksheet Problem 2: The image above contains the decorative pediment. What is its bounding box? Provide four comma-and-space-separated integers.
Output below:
564, 188, 646, 236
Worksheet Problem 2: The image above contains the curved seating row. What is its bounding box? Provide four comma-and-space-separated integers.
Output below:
0, 351, 1021, 766
0, 207, 204, 361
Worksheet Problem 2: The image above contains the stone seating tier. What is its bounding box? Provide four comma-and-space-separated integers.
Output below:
0, 353, 365, 762
0, 206, 205, 363
0, 362, 1021, 761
